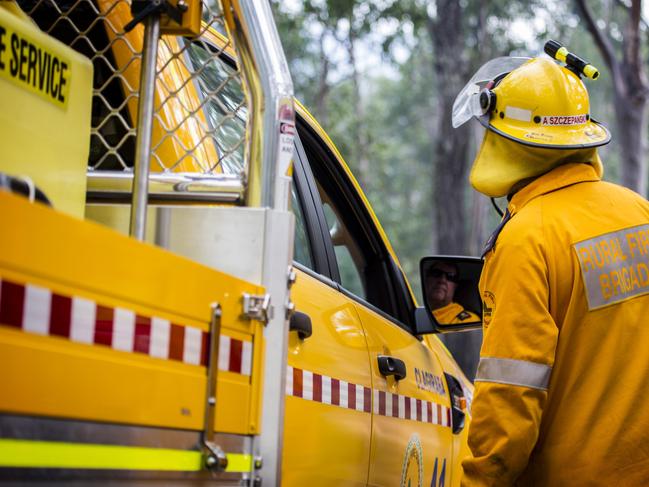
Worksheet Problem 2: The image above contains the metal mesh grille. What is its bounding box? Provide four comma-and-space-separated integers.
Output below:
18, 0, 248, 176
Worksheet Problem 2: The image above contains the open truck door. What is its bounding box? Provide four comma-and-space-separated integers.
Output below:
0, 0, 295, 484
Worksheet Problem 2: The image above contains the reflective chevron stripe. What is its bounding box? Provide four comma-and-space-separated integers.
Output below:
286, 366, 451, 427
0, 278, 208, 366
218, 335, 253, 376
0, 277, 252, 375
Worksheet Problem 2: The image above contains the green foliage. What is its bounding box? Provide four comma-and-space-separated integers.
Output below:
271, 0, 638, 295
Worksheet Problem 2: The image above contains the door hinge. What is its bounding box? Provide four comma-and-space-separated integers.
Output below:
243, 293, 272, 324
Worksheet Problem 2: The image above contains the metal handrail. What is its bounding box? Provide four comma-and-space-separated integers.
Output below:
223, 0, 295, 210
86, 171, 245, 204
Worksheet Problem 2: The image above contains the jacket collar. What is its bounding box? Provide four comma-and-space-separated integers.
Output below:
508, 163, 601, 216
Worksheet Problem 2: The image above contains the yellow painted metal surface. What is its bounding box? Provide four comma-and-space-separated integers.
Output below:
159, 0, 203, 36
0, 192, 264, 435
84, 205, 159, 244
355, 304, 454, 487
0, 5, 92, 218
282, 270, 371, 486
0, 325, 206, 430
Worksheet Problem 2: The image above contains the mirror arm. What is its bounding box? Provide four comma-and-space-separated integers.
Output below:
414, 306, 438, 335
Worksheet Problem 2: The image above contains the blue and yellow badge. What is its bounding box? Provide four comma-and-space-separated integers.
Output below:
573, 224, 649, 310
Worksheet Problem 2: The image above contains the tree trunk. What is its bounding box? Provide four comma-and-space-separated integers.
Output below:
575, 0, 648, 196
427, 0, 481, 380
315, 30, 330, 128
428, 0, 471, 254
614, 91, 648, 195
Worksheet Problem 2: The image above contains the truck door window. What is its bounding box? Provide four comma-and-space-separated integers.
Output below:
297, 118, 415, 327
291, 185, 314, 270
319, 186, 366, 298
184, 40, 247, 174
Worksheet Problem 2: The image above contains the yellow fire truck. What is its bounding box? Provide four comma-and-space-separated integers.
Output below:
0, 0, 480, 485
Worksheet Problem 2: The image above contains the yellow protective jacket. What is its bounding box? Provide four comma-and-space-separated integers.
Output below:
462, 163, 649, 486
433, 302, 480, 324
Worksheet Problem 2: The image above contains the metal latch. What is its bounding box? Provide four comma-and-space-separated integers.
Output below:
203, 440, 228, 471
243, 293, 272, 324
201, 304, 227, 471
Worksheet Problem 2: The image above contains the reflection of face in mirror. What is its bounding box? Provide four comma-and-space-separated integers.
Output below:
425, 261, 480, 325
425, 262, 459, 309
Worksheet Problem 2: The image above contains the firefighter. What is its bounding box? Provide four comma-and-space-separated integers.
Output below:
452, 44, 649, 486
425, 261, 479, 324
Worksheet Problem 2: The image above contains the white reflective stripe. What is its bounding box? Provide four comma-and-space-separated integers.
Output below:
149, 318, 170, 358
302, 370, 313, 401
285, 366, 293, 395
218, 336, 231, 372
322, 376, 332, 405
70, 297, 96, 344
23, 285, 51, 335
505, 106, 532, 122
356, 384, 365, 412
476, 357, 552, 390
183, 326, 202, 365
112, 308, 135, 352
241, 341, 253, 376
339, 380, 348, 408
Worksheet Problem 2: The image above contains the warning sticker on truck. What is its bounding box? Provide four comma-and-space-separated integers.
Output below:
0, 22, 71, 109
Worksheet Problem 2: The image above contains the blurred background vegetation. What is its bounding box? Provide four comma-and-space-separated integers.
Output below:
271, 0, 649, 378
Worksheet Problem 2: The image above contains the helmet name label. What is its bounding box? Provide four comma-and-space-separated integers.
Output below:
542, 115, 588, 126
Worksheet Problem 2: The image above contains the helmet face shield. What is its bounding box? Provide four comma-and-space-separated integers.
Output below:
452, 57, 530, 128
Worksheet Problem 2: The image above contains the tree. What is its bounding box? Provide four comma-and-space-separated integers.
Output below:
575, 0, 649, 196
273, 0, 551, 380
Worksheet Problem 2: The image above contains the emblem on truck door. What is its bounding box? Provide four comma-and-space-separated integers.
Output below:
400, 433, 423, 487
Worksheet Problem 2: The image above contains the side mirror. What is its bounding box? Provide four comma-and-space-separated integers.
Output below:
415, 256, 483, 334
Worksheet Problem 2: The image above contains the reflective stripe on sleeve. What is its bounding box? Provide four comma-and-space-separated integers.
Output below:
475, 357, 552, 390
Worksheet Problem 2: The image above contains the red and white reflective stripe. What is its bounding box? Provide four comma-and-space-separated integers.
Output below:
286, 366, 372, 413
0, 278, 209, 366
372, 389, 451, 426
286, 366, 451, 427
218, 335, 253, 376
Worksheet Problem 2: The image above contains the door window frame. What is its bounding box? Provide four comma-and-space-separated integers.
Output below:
294, 115, 417, 333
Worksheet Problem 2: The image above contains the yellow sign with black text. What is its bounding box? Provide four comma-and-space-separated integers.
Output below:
0, 20, 71, 109
574, 224, 649, 310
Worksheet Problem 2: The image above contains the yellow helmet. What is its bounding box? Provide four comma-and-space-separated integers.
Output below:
485, 58, 609, 148
453, 52, 610, 197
